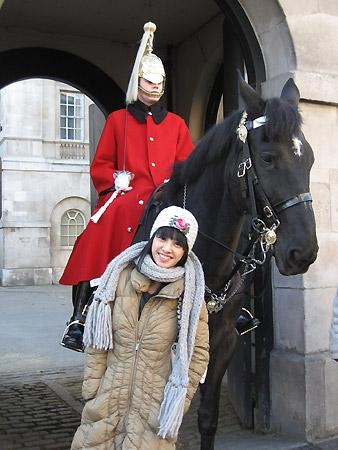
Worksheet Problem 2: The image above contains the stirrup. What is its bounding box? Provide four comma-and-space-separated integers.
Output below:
236, 308, 260, 336
60, 320, 85, 352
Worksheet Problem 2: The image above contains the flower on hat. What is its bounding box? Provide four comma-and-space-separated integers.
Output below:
150, 206, 198, 252
169, 215, 190, 235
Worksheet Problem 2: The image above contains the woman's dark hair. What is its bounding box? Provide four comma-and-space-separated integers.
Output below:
136, 226, 189, 271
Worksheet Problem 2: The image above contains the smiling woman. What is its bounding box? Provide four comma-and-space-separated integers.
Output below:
70, 205, 209, 450
152, 234, 185, 268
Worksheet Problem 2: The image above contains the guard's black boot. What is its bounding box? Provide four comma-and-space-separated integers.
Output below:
236, 307, 261, 335
60, 281, 93, 352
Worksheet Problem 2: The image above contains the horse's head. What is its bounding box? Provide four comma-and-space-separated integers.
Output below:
239, 76, 318, 275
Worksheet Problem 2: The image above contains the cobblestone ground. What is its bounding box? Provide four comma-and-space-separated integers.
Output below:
0, 367, 241, 450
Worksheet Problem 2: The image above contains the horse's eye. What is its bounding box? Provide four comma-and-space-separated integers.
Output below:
260, 152, 274, 164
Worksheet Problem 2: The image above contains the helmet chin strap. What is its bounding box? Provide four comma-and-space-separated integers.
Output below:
138, 84, 164, 100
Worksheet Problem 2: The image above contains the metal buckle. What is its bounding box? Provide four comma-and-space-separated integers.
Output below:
263, 205, 273, 218
237, 158, 252, 177
237, 162, 246, 177
252, 217, 266, 233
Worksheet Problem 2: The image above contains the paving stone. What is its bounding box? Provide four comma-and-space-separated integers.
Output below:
2, 286, 338, 450
0, 366, 239, 450
2, 365, 336, 450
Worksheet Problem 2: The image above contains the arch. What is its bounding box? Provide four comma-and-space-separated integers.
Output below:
189, 0, 267, 138
0, 47, 125, 116
214, 0, 299, 97
216, 0, 266, 89
218, 0, 297, 95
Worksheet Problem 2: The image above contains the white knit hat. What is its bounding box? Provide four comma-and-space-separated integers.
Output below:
150, 206, 198, 252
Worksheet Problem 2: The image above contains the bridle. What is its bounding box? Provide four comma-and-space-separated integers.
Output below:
201, 110, 313, 313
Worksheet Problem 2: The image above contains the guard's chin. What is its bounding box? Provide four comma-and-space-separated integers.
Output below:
138, 86, 163, 100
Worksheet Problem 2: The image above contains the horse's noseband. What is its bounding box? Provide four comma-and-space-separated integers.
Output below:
274, 192, 312, 213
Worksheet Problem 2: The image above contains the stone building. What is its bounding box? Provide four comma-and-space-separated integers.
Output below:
0, 0, 337, 446
0, 79, 93, 285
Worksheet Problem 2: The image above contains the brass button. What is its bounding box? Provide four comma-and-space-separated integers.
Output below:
138, 200, 144, 205
149, 137, 154, 141
127, 227, 132, 232
151, 162, 156, 167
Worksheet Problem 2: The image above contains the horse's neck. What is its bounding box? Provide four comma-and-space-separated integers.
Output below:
189, 191, 246, 292
202, 222, 245, 292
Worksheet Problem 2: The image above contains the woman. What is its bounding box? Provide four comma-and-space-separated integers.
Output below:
71, 206, 209, 449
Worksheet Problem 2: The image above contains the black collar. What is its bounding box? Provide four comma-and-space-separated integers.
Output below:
127, 100, 168, 124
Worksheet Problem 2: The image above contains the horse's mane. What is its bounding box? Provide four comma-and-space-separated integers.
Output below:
167, 110, 243, 199
166, 95, 302, 200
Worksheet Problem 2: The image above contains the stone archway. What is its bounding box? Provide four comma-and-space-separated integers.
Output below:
234, 0, 296, 95
0, 47, 124, 116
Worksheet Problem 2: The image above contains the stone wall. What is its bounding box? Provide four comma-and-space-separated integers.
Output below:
237, 1, 338, 440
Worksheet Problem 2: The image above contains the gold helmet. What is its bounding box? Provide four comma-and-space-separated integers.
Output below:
126, 22, 165, 105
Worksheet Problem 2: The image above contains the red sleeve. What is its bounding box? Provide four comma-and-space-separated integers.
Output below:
90, 114, 117, 194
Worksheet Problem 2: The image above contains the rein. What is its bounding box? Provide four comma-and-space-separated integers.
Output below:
201, 111, 312, 314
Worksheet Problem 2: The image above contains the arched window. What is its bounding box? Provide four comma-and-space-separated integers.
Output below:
60, 209, 85, 247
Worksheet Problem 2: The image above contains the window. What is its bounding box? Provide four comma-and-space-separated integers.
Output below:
60, 92, 84, 141
60, 209, 85, 246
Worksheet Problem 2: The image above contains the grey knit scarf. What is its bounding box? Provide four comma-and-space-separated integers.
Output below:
83, 240, 205, 440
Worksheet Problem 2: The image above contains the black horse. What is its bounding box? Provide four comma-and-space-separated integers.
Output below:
134, 76, 318, 450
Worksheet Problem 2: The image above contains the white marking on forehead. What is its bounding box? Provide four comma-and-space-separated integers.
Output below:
252, 116, 267, 129
292, 136, 303, 157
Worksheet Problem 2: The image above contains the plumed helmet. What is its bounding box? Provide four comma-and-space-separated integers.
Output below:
126, 22, 166, 105
139, 53, 165, 84
150, 206, 198, 253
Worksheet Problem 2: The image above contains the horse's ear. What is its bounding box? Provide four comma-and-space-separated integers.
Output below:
280, 78, 300, 107
238, 71, 265, 117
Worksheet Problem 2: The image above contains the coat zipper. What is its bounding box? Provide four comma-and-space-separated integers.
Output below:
125, 298, 154, 425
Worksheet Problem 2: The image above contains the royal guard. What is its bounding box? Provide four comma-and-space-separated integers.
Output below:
60, 22, 194, 351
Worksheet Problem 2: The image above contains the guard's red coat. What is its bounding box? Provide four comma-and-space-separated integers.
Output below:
59, 108, 194, 285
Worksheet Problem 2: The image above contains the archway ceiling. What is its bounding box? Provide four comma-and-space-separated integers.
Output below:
0, 0, 220, 47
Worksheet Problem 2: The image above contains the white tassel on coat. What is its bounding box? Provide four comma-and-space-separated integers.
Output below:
90, 191, 118, 223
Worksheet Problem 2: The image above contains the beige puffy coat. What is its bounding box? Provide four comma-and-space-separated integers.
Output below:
71, 265, 209, 450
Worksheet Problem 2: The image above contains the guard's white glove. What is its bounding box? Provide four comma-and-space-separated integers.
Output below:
114, 171, 134, 192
